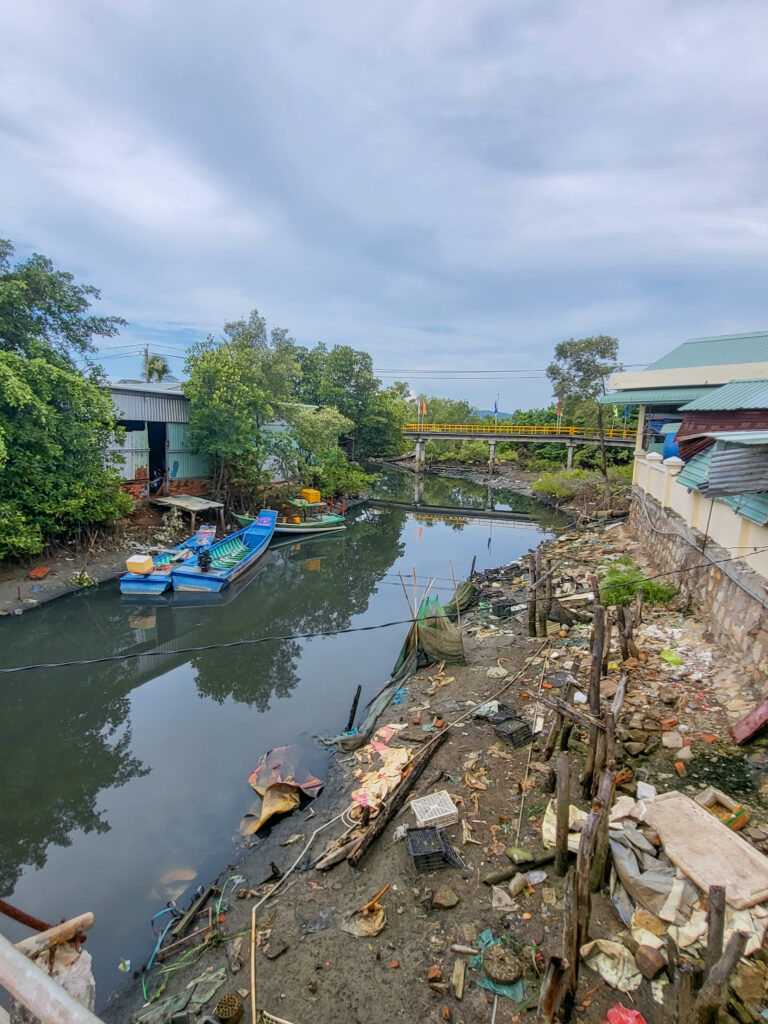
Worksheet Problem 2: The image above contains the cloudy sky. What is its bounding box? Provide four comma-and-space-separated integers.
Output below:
3, 0, 768, 409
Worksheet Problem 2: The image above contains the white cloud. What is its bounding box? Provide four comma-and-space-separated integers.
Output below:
2, 0, 768, 405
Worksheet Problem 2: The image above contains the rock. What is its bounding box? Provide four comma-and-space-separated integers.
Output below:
662, 731, 684, 749
746, 827, 768, 843
642, 717, 661, 731
677, 745, 694, 761
731, 962, 766, 1004
482, 944, 523, 985
636, 945, 666, 979
427, 965, 443, 983
505, 846, 534, 865
625, 742, 646, 756
265, 936, 289, 959
627, 729, 650, 742
659, 686, 677, 704
632, 908, 665, 936
432, 887, 459, 910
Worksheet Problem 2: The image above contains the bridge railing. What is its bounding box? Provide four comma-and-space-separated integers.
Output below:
402, 423, 636, 440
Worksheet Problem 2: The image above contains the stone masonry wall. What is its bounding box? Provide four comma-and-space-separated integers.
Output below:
629, 487, 768, 689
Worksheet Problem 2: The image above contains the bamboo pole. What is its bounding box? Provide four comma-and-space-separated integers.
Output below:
704, 885, 726, 975
449, 559, 461, 631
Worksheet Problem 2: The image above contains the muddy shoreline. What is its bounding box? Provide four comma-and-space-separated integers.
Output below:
101, 516, 768, 1024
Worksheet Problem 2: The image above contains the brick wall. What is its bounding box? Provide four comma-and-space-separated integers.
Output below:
629, 488, 768, 688
121, 478, 210, 500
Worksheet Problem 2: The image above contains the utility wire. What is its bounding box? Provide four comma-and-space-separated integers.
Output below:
2, 547, 767, 675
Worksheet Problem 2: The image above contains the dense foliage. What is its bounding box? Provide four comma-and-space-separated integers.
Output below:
0, 241, 131, 560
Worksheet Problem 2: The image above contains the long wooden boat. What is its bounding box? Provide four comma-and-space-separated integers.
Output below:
170, 511, 278, 592
119, 526, 216, 595
235, 497, 346, 535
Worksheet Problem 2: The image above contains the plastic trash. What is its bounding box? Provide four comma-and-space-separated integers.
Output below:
606, 1007, 648, 1024
660, 649, 683, 665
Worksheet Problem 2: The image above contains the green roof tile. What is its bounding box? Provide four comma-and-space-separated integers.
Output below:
680, 378, 768, 411
598, 386, 713, 406
648, 331, 768, 370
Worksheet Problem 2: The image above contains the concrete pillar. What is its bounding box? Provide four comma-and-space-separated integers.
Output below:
566, 442, 574, 469
487, 484, 494, 511
414, 437, 426, 468
488, 440, 496, 474
414, 474, 424, 504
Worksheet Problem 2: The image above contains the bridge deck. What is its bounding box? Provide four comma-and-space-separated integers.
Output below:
402, 423, 636, 445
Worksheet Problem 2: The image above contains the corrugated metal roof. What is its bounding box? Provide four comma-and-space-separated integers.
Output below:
675, 445, 768, 525
706, 430, 768, 445
598, 387, 713, 406
701, 441, 768, 497
680, 378, 768, 412
110, 386, 189, 423
648, 331, 768, 370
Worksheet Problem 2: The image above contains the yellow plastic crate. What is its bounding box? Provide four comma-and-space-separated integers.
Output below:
301, 488, 322, 504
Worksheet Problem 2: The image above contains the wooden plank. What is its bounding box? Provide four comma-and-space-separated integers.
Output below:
14, 914, 94, 958
729, 695, 768, 745
637, 792, 768, 909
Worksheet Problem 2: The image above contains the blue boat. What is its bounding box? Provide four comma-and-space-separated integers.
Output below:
119, 526, 217, 596
170, 510, 278, 593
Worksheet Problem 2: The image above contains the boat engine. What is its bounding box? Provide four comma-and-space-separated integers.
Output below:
198, 548, 212, 573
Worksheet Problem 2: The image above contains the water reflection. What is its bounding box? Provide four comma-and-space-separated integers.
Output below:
0, 481, 562, 996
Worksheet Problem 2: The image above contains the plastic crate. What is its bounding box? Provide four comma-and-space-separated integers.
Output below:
405, 826, 452, 872
410, 790, 459, 829
493, 717, 532, 748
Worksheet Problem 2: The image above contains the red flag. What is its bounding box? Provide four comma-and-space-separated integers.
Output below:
422, 400, 428, 416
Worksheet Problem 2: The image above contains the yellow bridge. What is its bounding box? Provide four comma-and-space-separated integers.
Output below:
401, 422, 636, 469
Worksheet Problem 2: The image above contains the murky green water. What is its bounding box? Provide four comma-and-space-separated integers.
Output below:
0, 472, 566, 1004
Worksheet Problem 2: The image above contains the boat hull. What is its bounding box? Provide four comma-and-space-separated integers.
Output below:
273, 522, 346, 534
119, 574, 172, 595
171, 511, 278, 593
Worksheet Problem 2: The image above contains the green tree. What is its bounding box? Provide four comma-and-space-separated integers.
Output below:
0, 240, 125, 368
546, 336, 621, 483
184, 310, 301, 494
0, 241, 132, 560
355, 382, 412, 457
0, 353, 132, 558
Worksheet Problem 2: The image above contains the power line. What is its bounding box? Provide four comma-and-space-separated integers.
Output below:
3, 546, 767, 675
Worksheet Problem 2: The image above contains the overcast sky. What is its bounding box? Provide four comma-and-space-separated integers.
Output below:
3, 0, 768, 409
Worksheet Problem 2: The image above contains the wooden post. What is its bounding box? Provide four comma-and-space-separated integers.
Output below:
346, 684, 362, 732
589, 766, 617, 892
528, 556, 538, 638
555, 752, 570, 876
561, 868, 578, 1022
601, 608, 613, 674
536, 956, 567, 1024
616, 605, 640, 661
582, 605, 605, 798
633, 586, 643, 626
704, 885, 726, 975
536, 549, 548, 638
693, 931, 749, 1024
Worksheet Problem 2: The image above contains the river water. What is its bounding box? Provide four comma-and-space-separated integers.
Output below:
0, 471, 565, 1005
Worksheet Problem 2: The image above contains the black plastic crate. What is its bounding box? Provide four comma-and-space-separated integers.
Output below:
493, 717, 532, 748
405, 826, 452, 872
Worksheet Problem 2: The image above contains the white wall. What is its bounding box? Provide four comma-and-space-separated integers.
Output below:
633, 453, 768, 581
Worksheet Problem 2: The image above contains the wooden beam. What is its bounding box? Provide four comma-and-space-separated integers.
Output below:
14, 914, 94, 959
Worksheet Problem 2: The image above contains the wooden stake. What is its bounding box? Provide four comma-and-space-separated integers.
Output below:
449, 559, 461, 631
537, 956, 567, 1023
589, 765, 617, 892
346, 684, 362, 732
528, 556, 538, 638
582, 604, 605, 798
561, 868, 578, 1022
536, 549, 548, 638
693, 931, 749, 1024
704, 885, 726, 975
555, 752, 570, 877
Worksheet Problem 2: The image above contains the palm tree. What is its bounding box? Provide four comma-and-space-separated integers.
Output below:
143, 351, 171, 382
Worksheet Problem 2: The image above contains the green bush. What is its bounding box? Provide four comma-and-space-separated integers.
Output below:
531, 469, 590, 500
600, 562, 676, 606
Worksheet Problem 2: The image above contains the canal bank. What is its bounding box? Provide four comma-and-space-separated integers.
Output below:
100, 515, 768, 1024
0, 473, 567, 1015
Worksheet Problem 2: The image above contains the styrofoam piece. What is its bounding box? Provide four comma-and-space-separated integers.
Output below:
411, 790, 459, 829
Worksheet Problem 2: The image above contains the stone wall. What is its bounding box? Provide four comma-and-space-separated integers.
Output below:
629, 487, 768, 689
